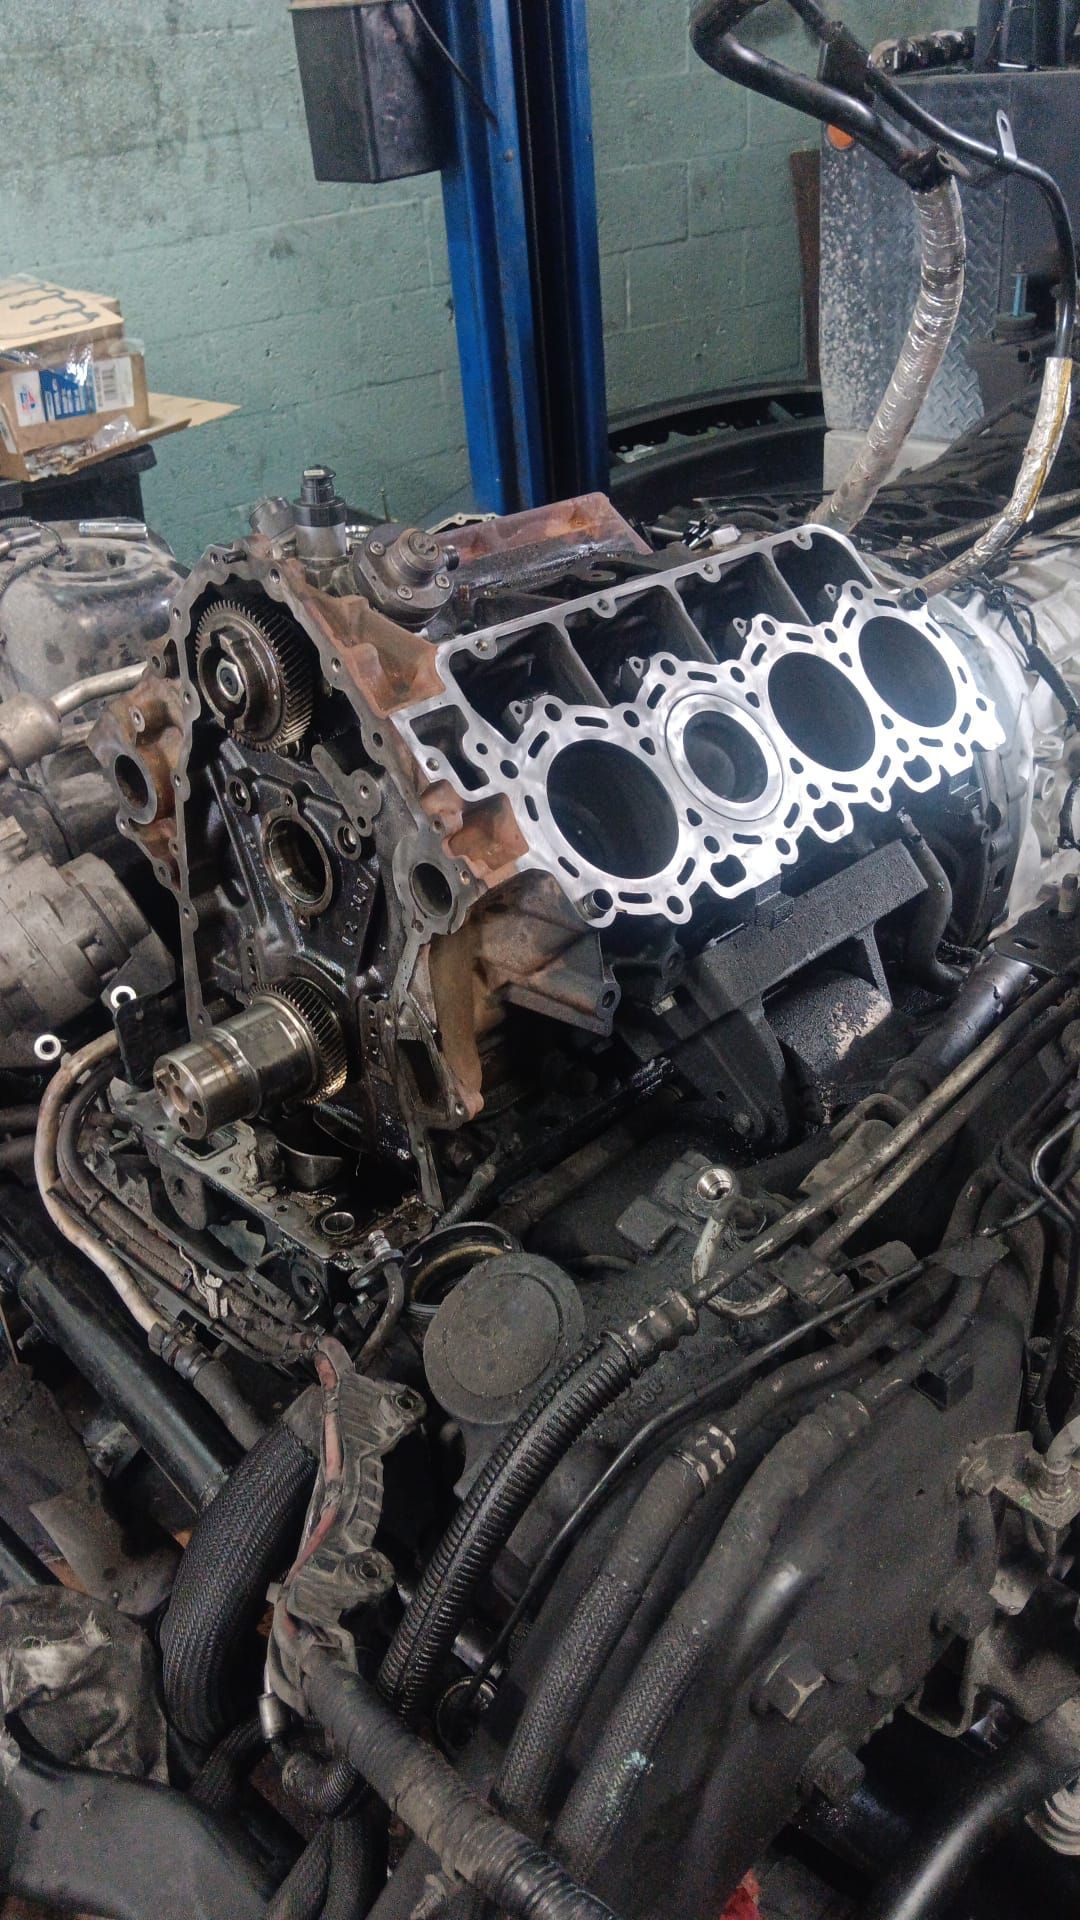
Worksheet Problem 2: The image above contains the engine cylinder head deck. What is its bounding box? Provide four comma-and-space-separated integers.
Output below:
390, 527, 1003, 930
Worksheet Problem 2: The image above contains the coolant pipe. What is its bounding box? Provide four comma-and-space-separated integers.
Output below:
863, 1695, 1080, 1920
814, 179, 966, 536
886, 952, 1032, 1110
8, 1197, 239, 1513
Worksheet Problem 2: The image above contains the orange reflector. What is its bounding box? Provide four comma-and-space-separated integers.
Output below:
826, 124, 855, 150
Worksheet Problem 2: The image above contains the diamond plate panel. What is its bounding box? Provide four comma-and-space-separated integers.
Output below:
820, 72, 1076, 444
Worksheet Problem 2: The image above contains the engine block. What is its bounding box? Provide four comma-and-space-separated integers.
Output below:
389, 525, 1002, 929
90, 502, 1005, 1210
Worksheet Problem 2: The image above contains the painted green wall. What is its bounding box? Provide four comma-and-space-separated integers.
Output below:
592, 0, 970, 413
0, 3, 968, 561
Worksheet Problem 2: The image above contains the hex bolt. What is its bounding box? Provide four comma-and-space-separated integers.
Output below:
753, 1647, 826, 1721
1060, 872, 1079, 919
801, 1737, 866, 1807
347, 1552, 386, 1586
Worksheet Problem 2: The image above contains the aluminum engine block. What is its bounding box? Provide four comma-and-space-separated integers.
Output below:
389, 526, 1003, 932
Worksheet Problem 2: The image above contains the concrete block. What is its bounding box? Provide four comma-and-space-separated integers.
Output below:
598, 163, 688, 255
690, 149, 796, 238
587, 0, 691, 76
628, 232, 743, 329
601, 256, 628, 332
742, 225, 803, 305
605, 310, 732, 414
592, 70, 747, 169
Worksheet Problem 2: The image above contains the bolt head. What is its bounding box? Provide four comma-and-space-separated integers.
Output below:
754, 1647, 826, 1721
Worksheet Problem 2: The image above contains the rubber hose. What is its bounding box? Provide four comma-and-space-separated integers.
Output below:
496, 1318, 902, 1829
302, 1646, 622, 1920
0, 1135, 35, 1173
886, 954, 1032, 1111
864, 1697, 1080, 1920
555, 1275, 989, 1879
162, 1415, 317, 1746
552, 1387, 874, 1878
378, 1338, 639, 1719
280, 1749, 360, 1819
267, 1824, 333, 1920
896, 813, 964, 999
323, 1808, 387, 1920
386, 974, 1076, 1721
190, 1713, 267, 1813
12, 1226, 238, 1513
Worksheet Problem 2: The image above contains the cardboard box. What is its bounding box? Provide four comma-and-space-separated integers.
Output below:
0, 275, 151, 478
0, 392, 239, 485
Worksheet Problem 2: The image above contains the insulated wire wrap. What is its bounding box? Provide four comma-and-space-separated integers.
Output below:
813, 178, 966, 535
302, 1646, 621, 1920
915, 353, 1076, 599
33, 1031, 163, 1338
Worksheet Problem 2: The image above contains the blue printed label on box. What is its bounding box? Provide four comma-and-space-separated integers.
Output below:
38, 364, 97, 423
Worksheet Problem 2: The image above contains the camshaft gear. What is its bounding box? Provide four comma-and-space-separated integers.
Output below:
194, 595, 314, 752
261, 976, 348, 1102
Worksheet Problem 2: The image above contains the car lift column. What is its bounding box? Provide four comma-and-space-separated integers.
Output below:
438, 0, 609, 511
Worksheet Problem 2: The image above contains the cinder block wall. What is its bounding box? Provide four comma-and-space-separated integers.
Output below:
0, 1, 967, 560
591, 0, 970, 412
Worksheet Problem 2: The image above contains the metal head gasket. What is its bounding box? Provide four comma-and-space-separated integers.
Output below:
390, 526, 1003, 929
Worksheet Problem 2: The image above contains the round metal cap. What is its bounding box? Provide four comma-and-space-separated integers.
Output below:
423, 1255, 584, 1429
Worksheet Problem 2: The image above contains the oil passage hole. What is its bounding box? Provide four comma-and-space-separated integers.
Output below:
683, 711, 768, 804
858, 617, 956, 727
768, 655, 875, 772
547, 740, 678, 879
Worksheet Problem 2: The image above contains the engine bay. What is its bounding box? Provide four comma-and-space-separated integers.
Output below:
4, 8, 1080, 1920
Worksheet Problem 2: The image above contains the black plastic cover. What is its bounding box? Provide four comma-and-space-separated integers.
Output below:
290, 1, 449, 184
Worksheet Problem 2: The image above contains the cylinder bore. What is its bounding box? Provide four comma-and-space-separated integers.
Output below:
263, 813, 333, 915
858, 616, 957, 727
767, 653, 876, 772
546, 739, 679, 879
683, 710, 769, 803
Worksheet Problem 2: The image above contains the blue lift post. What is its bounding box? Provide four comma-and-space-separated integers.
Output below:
438, 0, 609, 513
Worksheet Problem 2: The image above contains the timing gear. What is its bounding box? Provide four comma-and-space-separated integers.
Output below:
194, 595, 314, 752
